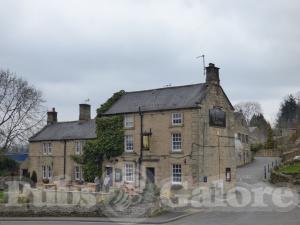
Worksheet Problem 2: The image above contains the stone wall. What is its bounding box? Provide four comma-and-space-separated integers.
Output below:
29, 140, 82, 183
255, 149, 282, 157
104, 83, 237, 194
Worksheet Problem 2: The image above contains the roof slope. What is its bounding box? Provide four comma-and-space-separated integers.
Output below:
104, 83, 208, 115
29, 119, 96, 142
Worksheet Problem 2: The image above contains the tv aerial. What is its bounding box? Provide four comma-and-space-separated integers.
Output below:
196, 54, 206, 76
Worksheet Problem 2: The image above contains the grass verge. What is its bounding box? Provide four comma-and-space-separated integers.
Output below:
278, 162, 300, 174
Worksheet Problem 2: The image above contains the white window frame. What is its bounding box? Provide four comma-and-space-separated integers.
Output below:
125, 135, 134, 152
47, 165, 52, 179
124, 115, 134, 128
172, 112, 183, 126
43, 143, 52, 155
75, 165, 82, 181
42, 165, 47, 179
172, 164, 182, 184
124, 163, 134, 182
47, 143, 52, 155
172, 133, 182, 152
75, 141, 83, 155
42, 165, 52, 179
43, 143, 47, 155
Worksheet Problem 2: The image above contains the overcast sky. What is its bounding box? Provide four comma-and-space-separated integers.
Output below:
0, 0, 299, 124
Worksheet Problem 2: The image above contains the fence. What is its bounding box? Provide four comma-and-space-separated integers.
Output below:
255, 149, 282, 158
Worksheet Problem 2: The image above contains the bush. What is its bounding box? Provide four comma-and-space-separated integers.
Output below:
42, 178, 49, 184
170, 184, 184, 191
31, 171, 37, 184
250, 143, 264, 152
0, 156, 19, 176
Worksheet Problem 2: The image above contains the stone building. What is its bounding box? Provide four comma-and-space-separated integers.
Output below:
28, 104, 96, 183
234, 112, 251, 167
102, 63, 237, 193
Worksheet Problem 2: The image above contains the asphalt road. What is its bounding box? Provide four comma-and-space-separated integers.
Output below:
1, 157, 300, 225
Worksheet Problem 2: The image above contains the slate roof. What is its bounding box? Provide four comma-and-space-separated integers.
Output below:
29, 119, 96, 142
104, 83, 209, 115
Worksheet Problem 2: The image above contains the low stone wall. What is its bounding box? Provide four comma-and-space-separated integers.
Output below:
270, 171, 292, 184
270, 170, 300, 185
282, 147, 300, 163
0, 204, 105, 217
0, 186, 163, 218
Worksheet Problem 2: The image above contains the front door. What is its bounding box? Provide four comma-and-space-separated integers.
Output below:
105, 167, 113, 186
146, 167, 155, 184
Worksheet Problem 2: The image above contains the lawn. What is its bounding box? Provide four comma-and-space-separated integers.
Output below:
278, 162, 300, 174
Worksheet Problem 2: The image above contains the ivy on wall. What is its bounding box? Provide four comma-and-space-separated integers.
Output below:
72, 90, 125, 182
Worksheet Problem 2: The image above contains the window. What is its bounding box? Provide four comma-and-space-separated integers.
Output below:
43, 144, 47, 155
124, 115, 134, 128
47, 143, 52, 154
238, 133, 241, 141
172, 164, 182, 184
245, 135, 249, 144
125, 135, 134, 152
43, 143, 52, 155
125, 163, 134, 182
172, 112, 183, 125
47, 165, 52, 179
42, 165, 52, 179
75, 141, 83, 155
75, 165, 83, 181
172, 133, 182, 152
42, 165, 47, 179
226, 168, 231, 182
241, 134, 245, 143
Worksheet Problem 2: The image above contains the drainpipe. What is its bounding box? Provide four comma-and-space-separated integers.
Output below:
138, 107, 144, 190
63, 140, 67, 179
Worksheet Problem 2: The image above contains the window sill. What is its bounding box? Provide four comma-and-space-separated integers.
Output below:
124, 151, 136, 155
124, 127, 135, 130
171, 150, 183, 154
170, 124, 184, 128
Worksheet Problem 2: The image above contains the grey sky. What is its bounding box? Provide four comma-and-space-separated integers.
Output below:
0, 0, 299, 124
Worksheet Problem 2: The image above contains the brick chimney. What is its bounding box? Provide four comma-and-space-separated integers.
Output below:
47, 108, 57, 125
206, 63, 220, 85
79, 104, 91, 121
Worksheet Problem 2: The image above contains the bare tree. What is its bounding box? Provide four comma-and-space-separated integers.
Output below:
234, 101, 262, 125
0, 70, 45, 150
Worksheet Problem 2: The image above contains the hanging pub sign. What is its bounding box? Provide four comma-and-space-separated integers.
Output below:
209, 107, 226, 128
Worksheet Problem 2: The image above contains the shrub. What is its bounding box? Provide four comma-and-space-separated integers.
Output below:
0, 156, 19, 176
250, 143, 264, 152
42, 178, 49, 184
31, 171, 37, 184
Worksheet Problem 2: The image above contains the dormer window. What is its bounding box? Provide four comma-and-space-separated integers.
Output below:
124, 115, 134, 128
172, 112, 183, 126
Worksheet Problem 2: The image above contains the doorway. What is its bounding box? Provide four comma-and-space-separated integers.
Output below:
146, 167, 155, 184
105, 167, 113, 186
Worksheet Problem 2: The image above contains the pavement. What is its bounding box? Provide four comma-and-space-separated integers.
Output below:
1, 157, 300, 225
0, 210, 197, 225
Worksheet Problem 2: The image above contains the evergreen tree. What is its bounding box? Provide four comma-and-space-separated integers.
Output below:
31, 170, 37, 184
277, 94, 298, 128
265, 127, 275, 149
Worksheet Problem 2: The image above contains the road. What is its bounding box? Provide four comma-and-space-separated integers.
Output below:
1, 157, 300, 225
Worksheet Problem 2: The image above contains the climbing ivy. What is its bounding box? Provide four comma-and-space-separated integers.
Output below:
73, 90, 125, 182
